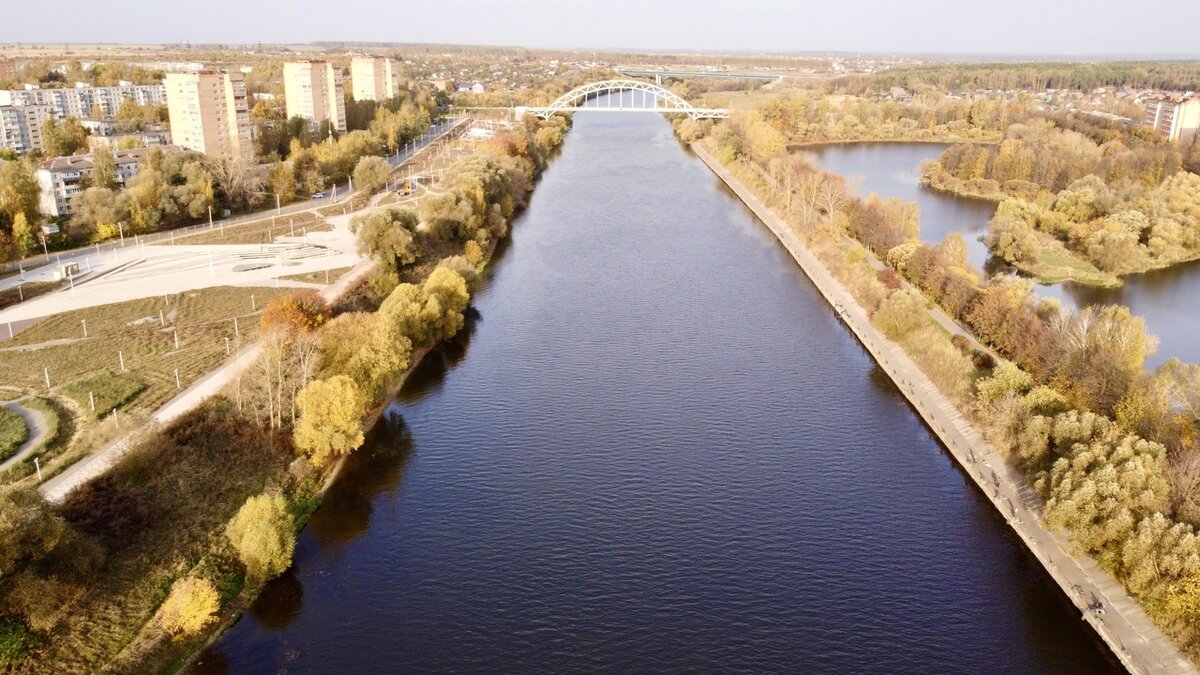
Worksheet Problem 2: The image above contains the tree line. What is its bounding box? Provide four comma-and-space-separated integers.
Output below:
831, 62, 1200, 96
0, 113, 570, 670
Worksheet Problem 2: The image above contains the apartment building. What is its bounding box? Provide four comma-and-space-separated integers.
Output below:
1144, 95, 1200, 144
36, 146, 179, 217
0, 104, 54, 154
351, 56, 400, 102
164, 71, 254, 163
0, 83, 167, 119
0, 61, 19, 82
283, 61, 346, 133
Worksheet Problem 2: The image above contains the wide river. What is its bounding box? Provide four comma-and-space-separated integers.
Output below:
810, 142, 1199, 369
196, 110, 1122, 672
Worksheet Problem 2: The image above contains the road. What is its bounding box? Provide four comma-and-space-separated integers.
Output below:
0, 116, 466, 289
694, 143, 1195, 675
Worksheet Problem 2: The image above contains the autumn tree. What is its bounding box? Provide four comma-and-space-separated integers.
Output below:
353, 207, 419, 276
42, 116, 89, 156
0, 160, 40, 228
10, 214, 36, 256
88, 146, 118, 190
352, 155, 391, 194
318, 312, 412, 400
293, 376, 367, 468
225, 492, 295, 580
260, 290, 330, 336
0, 488, 66, 580
158, 576, 221, 636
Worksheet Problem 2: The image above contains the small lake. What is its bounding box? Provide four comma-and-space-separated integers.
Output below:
810, 143, 1199, 369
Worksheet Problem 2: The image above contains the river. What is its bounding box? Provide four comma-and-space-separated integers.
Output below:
810, 142, 1199, 369
194, 109, 1121, 672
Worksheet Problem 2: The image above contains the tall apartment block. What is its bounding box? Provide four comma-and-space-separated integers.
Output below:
0, 104, 55, 154
164, 72, 254, 164
1144, 95, 1200, 144
351, 57, 400, 102
0, 83, 167, 119
283, 61, 346, 133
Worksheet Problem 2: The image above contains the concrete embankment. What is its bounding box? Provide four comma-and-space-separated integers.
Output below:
691, 142, 1195, 675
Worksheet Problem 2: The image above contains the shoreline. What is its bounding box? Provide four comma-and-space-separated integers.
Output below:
691, 141, 1196, 675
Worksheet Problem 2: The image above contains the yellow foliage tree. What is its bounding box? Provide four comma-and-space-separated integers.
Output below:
225, 493, 295, 581
293, 376, 366, 468
159, 576, 220, 636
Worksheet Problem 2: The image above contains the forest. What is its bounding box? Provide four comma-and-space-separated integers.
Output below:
832, 61, 1200, 95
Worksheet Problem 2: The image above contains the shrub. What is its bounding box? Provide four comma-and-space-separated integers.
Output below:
0, 487, 66, 579
225, 492, 295, 581
872, 289, 927, 340
159, 576, 221, 636
464, 239, 484, 265
876, 268, 903, 290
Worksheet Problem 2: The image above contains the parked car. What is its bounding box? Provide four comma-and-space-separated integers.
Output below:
312, 191, 327, 199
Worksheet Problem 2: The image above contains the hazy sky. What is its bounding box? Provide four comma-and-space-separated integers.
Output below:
4, 0, 1198, 56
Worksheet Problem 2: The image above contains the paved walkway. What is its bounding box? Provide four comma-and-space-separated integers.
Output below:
0, 399, 51, 473
693, 143, 1195, 675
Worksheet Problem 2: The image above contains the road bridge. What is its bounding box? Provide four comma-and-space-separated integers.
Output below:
518, 79, 728, 121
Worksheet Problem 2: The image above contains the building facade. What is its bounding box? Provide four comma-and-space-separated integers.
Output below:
1144, 95, 1200, 144
283, 61, 346, 133
37, 146, 179, 217
351, 56, 400, 102
164, 72, 253, 163
0, 83, 167, 120
0, 104, 54, 154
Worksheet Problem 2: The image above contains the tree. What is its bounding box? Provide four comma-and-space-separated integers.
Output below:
10, 214, 36, 256
89, 146, 117, 189
318, 312, 412, 400
353, 207, 419, 273
0, 160, 40, 227
42, 116, 89, 156
353, 156, 391, 194
293, 376, 367, 468
267, 161, 296, 204
68, 186, 122, 237
260, 290, 330, 336
158, 576, 221, 636
0, 487, 66, 580
225, 492, 295, 580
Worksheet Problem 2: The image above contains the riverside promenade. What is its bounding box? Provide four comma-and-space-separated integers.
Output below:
692, 143, 1195, 675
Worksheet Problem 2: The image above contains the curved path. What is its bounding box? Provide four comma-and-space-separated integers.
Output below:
0, 398, 51, 473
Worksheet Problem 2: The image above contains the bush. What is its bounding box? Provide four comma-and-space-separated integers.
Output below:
159, 576, 220, 636
0, 407, 28, 462
59, 371, 145, 419
225, 492, 295, 581
872, 289, 927, 340
260, 290, 330, 336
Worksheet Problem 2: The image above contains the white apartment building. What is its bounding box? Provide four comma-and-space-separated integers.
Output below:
165, 71, 254, 163
37, 145, 179, 217
0, 83, 167, 120
351, 56, 400, 102
0, 104, 54, 153
283, 61, 346, 133
1144, 95, 1200, 144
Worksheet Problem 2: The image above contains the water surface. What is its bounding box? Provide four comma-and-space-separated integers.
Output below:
197, 107, 1120, 673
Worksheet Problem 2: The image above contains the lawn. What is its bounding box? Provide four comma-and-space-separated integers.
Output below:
0, 286, 293, 418
0, 281, 63, 312
278, 265, 354, 285
174, 211, 329, 246
1017, 232, 1120, 287
0, 406, 29, 462
59, 371, 146, 419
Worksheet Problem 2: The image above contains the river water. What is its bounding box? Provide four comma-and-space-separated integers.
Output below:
196, 110, 1121, 672
810, 143, 1199, 369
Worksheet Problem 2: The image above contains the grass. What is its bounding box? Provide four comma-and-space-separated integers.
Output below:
174, 211, 329, 246
278, 265, 354, 285
0, 286, 292, 419
59, 371, 146, 419
0, 397, 67, 484
317, 192, 371, 217
35, 399, 293, 674
0, 281, 62, 312
0, 405, 29, 462
1015, 232, 1121, 287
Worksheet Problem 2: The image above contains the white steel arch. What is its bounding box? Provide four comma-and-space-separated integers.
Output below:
522, 79, 728, 120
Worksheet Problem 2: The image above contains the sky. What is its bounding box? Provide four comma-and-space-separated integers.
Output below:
3, 0, 1199, 57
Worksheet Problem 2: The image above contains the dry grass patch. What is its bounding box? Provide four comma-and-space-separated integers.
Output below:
0, 406, 29, 462
175, 211, 329, 246
279, 266, 354, 285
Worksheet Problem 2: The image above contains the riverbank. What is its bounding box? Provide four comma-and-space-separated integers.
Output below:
692, 142, 1196, 675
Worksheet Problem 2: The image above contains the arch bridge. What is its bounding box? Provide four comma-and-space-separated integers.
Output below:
518, 79, 729, 121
